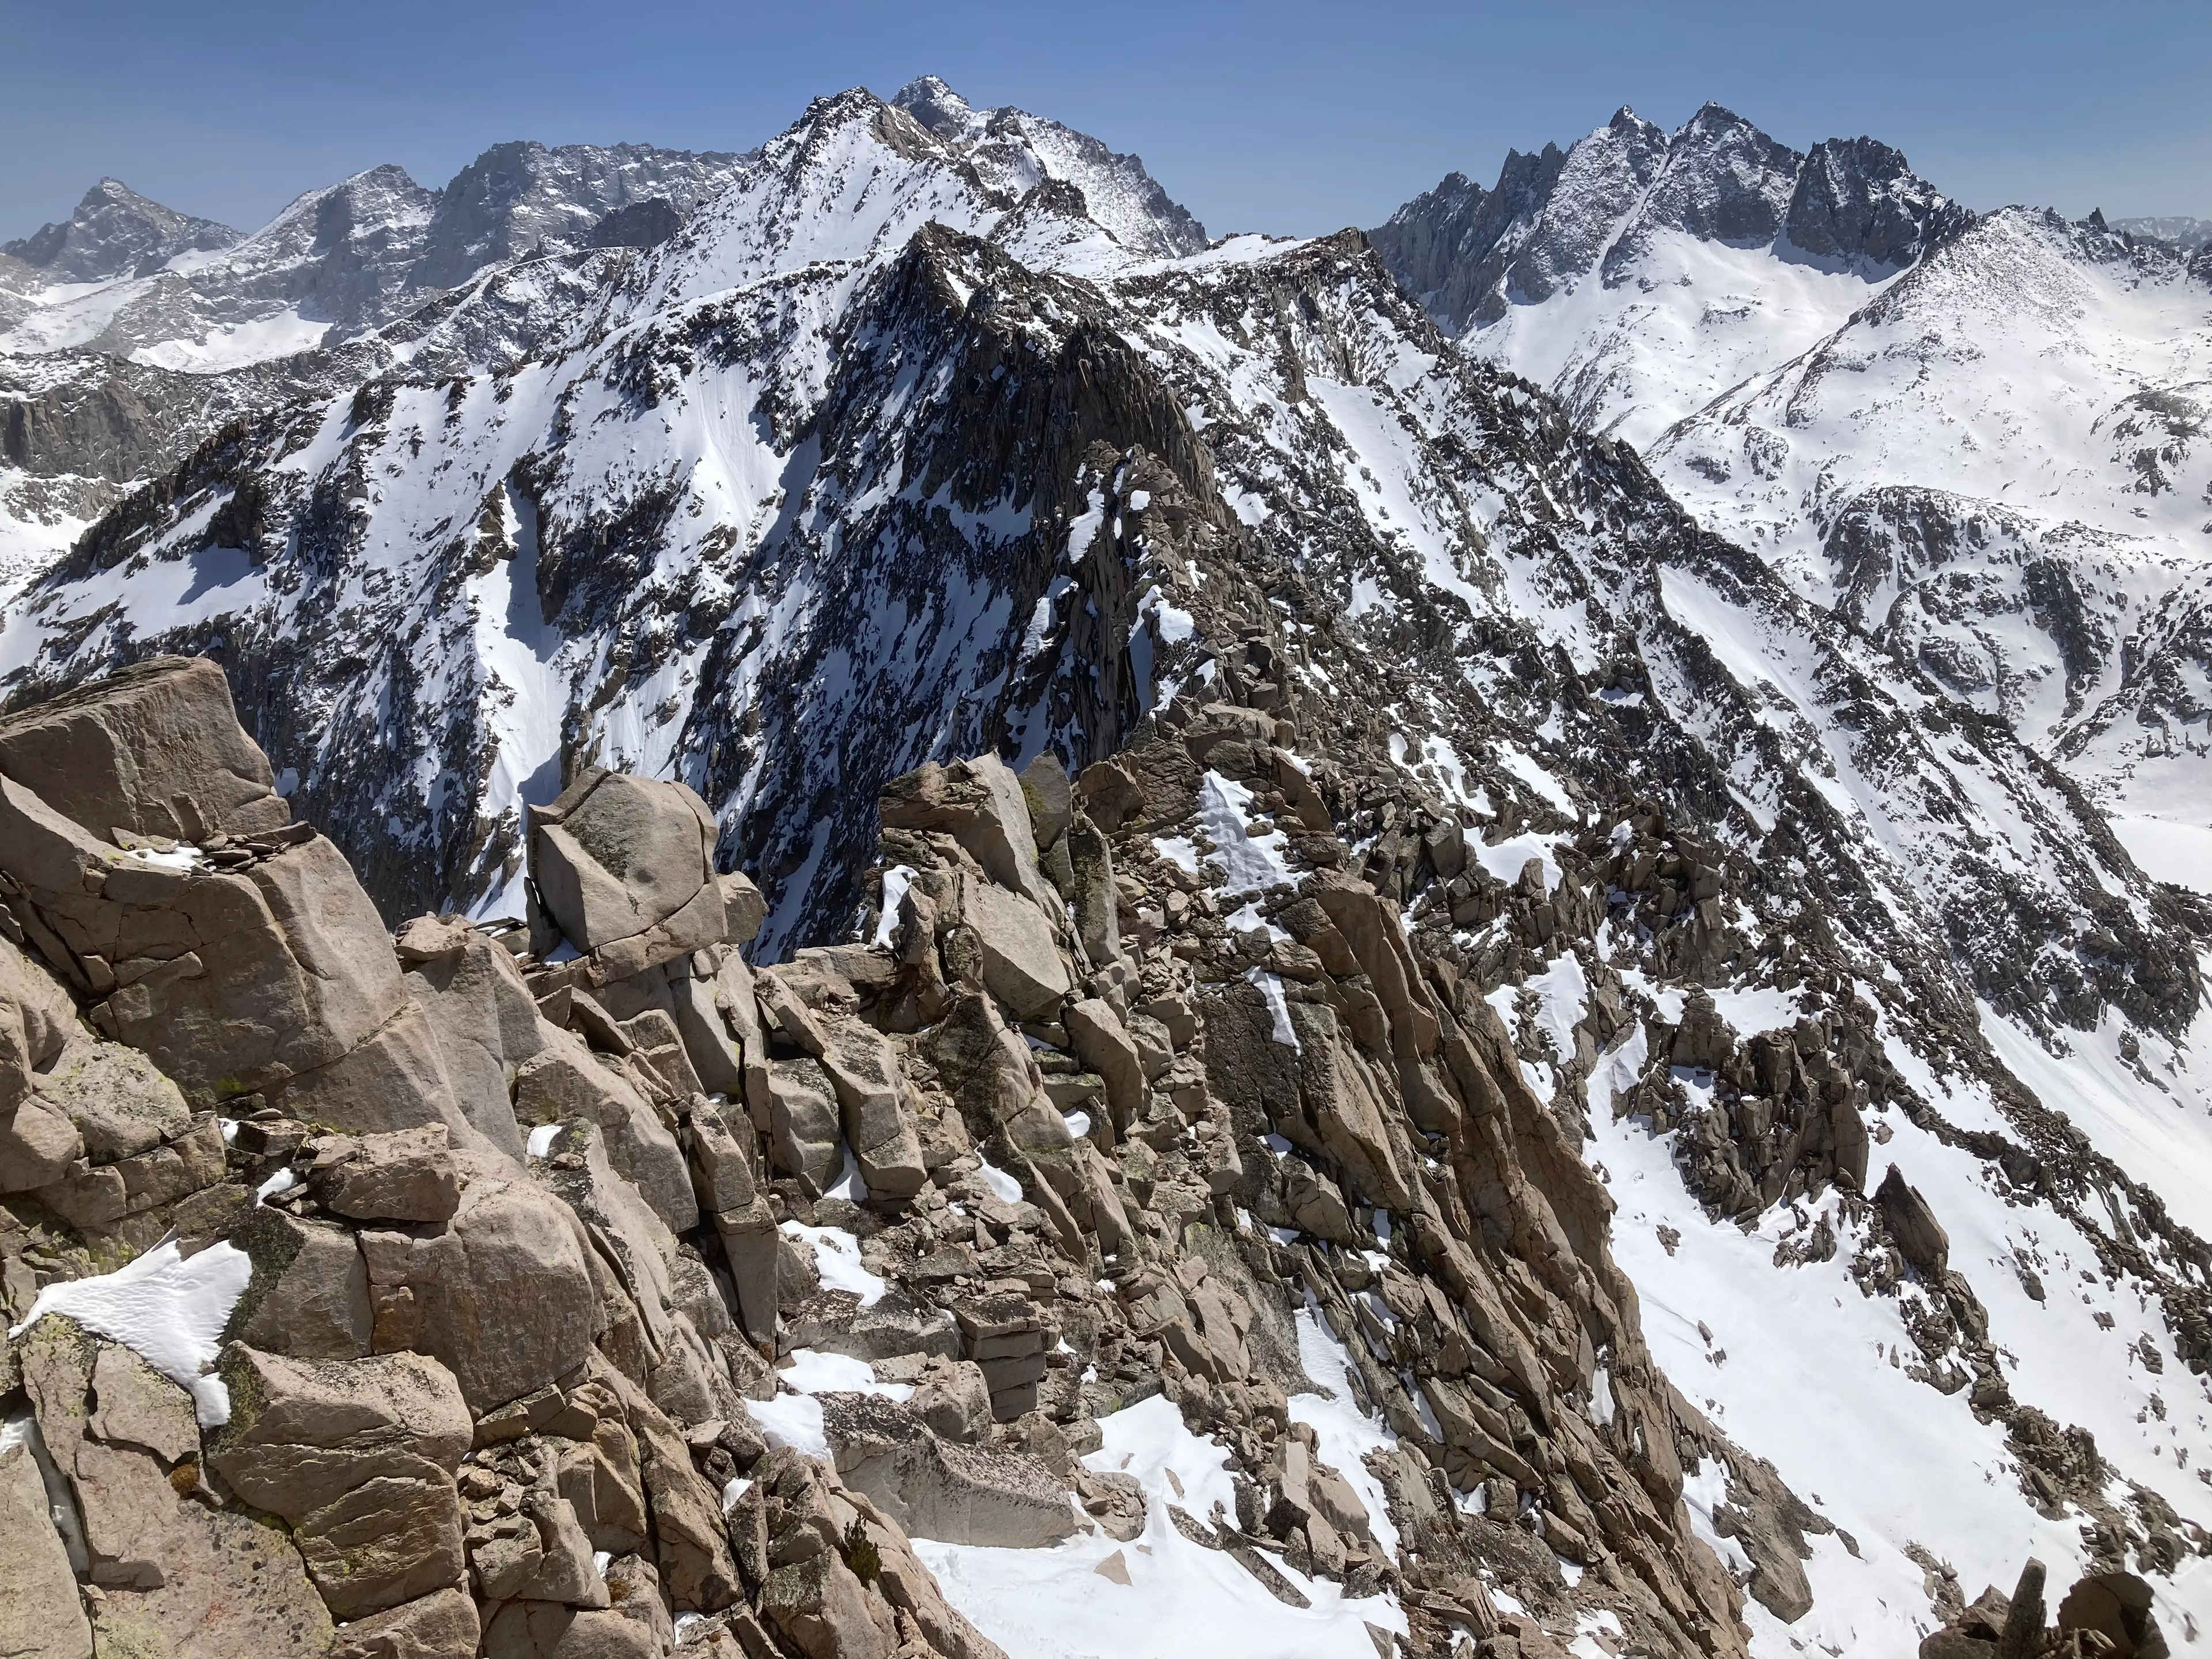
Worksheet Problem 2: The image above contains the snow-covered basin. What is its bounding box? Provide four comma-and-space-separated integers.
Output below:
914, 1307, 1406, 1658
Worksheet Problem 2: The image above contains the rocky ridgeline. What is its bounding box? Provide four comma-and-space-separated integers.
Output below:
0, 657, 2182, 1659
0, 642, 1777, 1659
0, 653, 1706, 1659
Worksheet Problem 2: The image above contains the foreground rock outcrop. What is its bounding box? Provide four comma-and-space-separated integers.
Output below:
0, 660, 1017, 1659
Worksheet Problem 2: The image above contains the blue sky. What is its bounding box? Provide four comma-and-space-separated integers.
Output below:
4, 0, 2207, 244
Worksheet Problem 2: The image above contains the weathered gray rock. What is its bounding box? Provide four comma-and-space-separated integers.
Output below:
847, 1497, 1012, 1659
782, 1284, 959, 1365
230, 1206, 374, 1360
261, 995, 477, 1147
1064, 998, 1142, 1131
471, 1484, 605, 1608
666, 969, 744, 1097
1, 935, 81, 1115
1876, 1164, 1949, 1275
595, 1362, 740, 1612
304, 1124, 463, 1224
483, 1602, 659, 1659
531, 770, 723, 972
329, 1588, 481, 1659
880, 756, 1051, 909
1291, 1003, 1415, 1212
757, 1550, 892, 1659
513, 1033, 696, 1234
823, 1394, 1078, 1547
1018, 753, 1074, 850
766, 1055, 845, 1198
206, 1345, 472, 1518
88, 1484, 337, 1657
30, 1040, 188, 1162
0, 760, 481, 1155
0, 1089, 82, 1192
392, 1154, 601, 1411
39, 1110, 226, 1229
402, 926, 550, 1160
910, 1357, 992, 1443
0, 1439, 94, 1659
87, 1340, 200, 1464
960, 879, 1070, 1021
0, 654, 289, 845
295, 1471, 467, 1617
1063, 814, 1119, 964
719, 872, 766, 945
815, 1017, 926, 1200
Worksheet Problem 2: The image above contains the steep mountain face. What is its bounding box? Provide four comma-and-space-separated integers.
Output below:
1, 176, 241, 283
0, 143, 743, 369
1369, 107, 1967, 346
889, 76, 1209, 260
1652, 211, 2212, 851
1374, 107, 2212, 888
3, 80, 2211, 1655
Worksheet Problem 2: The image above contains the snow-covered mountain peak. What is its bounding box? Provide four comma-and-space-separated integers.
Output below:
889, 73, 1209, 259
887, 72, 976, 131
1600, 101, 1799, 271
0, 177, 241, 285
638, 84, 1156, 317
1372, 104, 1967, 347
1784, 134, 1971, 270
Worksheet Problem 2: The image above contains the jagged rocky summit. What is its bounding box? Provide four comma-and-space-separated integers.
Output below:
1371, 103, 2212, 863
2, 77, 2210, 1656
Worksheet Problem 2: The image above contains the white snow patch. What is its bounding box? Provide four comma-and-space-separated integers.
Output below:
977, 1156, 1024, 1205
1244, 967, 1301, 1049
781, 1349, 914, 1401
779, 1220, 886, 1305
744, 1392, 830, 1460
874, 865, 917, 946
9, 1238, 253, 1426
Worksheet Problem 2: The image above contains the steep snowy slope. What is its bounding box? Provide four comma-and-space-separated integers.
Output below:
3, 81, 2210, 1652
1376, 108, 2212, 883
0, 143, 747, 603
1652, 211, 2212, 833
1370, 106, 1968, 447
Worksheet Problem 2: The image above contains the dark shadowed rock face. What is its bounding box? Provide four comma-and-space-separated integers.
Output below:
1784, 135, 1975, 268
589, 198, 684, 250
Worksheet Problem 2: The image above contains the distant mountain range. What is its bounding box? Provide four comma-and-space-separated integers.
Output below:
1371, 104, 2212, 880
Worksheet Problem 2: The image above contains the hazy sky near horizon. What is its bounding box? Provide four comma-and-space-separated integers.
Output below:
4, 0, 2207, 245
